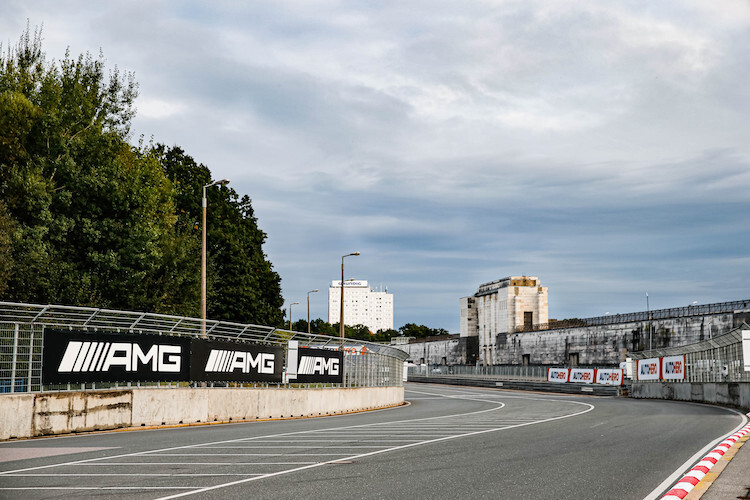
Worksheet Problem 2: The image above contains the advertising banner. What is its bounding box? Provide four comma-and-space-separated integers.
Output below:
569, 368, 595, 384
292, 347, 344, 384
190, 339, 283, 383
595, 369, 624, 386
547, 368, 569, 383
636, 358, 661, 381
661, 355, 686, 380
42, 329, 190, 384
743, 330, 750, 372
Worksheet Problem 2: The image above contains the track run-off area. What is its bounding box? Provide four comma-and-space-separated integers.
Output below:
0, 383, 746, 500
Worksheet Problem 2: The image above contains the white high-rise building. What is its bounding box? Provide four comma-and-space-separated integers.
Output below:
328, 280, 394, 333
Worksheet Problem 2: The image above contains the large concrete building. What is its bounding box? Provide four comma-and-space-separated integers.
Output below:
328, 280, 394, 333
460, 276, 549, 365
396, 274, 750, 368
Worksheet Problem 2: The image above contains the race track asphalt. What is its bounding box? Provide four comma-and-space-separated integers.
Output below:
0, 383, 744, 500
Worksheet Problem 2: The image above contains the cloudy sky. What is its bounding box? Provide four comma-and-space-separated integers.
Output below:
3, 1, 749, 331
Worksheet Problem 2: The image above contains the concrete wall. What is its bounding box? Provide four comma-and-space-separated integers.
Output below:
400, 336, 464, 365
0, 386, 404, 440
408, 313, 738, 367
495, 314, 736, 365
631, 382, 750, 411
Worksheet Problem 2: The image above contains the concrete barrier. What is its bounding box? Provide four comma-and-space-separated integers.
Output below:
0, 386, 404, 440
631, 382, 750, 411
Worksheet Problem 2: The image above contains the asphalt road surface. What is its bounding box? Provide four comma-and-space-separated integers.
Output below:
0, 383, 746, 500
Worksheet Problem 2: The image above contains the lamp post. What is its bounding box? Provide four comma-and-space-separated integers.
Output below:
288, 302, 299, 331
646, 292, 651, 350
339, 252, 360, 344
307, 289, 318, 334
201, 178, 230, 337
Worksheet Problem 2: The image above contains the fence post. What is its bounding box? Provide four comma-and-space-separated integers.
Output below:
11, 323, 19, 393
27, 325, 34, 392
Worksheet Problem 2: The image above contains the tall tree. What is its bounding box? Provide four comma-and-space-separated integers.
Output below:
153, 144, 284, 326
0, 25, 283, 325
0, 26, 185, 313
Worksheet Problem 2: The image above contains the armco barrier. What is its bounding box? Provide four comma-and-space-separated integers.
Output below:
0, 386, 404, 440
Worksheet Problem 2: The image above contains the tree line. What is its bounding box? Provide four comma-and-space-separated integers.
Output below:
0, 26, 283, 326
290, 320, 450, 342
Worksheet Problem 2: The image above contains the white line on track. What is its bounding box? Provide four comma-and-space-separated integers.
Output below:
0, 387, 594, 498
152, 391, 593, 500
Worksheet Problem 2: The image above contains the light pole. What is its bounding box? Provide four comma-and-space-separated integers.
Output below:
646, 292, 651, 350
201, 178, 230, 337
339, 252, 360, 343
307, 289, 318, 334
288, 302, 299, 331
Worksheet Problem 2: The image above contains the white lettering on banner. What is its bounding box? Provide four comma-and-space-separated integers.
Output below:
58, 341, 182, 373
204, 350, 275, 374
298, 356, 340, 376
569, 368, 595, 384
596, 369, 623, 385
637, 358, 660, 381
743, 330, 750, 372
547, 368, 569, 383
662, 355, 686, 380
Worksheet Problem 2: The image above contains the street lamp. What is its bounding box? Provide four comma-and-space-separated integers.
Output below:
201, 178, 230, 337
339, 252, 360, 343
288, 302, 299, 331
307, 289, 319, 334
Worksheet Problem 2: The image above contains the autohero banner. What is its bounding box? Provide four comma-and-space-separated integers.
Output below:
42, 329, 191, 384
42, 330, 284, 384
190, 339, 283, 383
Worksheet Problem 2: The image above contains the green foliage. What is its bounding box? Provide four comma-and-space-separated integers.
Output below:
398, 323, 449, 338
0, 25, 284, 325
153, 145, 284, 326
299, 319, 447, 343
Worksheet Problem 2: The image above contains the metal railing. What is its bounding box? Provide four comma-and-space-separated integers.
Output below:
0, 302, 408, 393
629, 323, 750, 383
408, 364, 548, 381
513, 299, 750, 333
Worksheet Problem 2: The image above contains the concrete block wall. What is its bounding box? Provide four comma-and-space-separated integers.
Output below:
495, 314, 735, 365
631, 382, 750, 411
0, 386, 405, 440
400, 313, 737, 367
399, 337, 464, 365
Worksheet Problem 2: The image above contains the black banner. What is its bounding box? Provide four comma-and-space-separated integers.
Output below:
294, 347, 344, 384
190, 339, 283, 383
42, 329, 191, 384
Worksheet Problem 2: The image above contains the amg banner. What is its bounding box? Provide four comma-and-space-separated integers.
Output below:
294, 347, 343, 384
190, 339, 283, 383
42, 329, 191, 384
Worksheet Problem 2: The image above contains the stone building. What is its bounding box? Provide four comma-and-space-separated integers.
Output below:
460, 276, 548, 365
396, 276, 750, 368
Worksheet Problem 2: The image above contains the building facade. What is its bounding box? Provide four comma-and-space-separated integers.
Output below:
460, 276, 549, 365
328, 280, 394, 333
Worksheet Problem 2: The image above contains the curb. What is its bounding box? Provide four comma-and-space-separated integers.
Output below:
660, 413, 750, 500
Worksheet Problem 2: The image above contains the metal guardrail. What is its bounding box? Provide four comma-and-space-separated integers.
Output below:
0, 301, 408, 393
514, 299, 750, 333
408, 364, 549, 381
629, 323, 750, 383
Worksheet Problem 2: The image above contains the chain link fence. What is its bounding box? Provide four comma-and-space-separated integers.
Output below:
629, 323, 750, 383
0, 302, 408, 393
